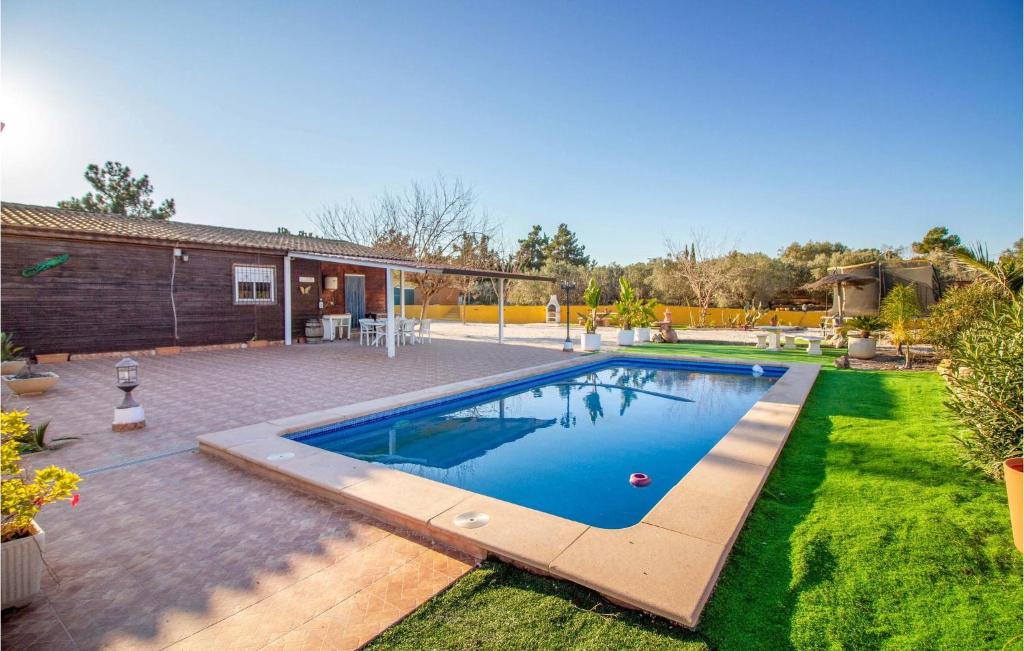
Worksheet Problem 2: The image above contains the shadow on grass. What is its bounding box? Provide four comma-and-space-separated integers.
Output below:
368, 560, 710, 650
697, 366, 844, 650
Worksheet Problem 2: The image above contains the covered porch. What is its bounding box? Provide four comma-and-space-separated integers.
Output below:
283, 251, 553, 358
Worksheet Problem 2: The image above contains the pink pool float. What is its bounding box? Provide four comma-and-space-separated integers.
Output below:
629, 472, 651, 487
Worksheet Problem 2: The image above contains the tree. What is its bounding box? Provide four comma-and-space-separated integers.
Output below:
665, 233, 730, 327
312, 176, 495, 318
450, 232, 502, 322
912, 226, 963, 255
545, 224, 591, 267
879, 283, 922, 369
715, 252, 795, 308
58, 162, 176, 219
515, 225, 549, 271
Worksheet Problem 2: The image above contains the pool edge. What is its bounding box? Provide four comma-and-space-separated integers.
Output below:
197, 352, 820, 629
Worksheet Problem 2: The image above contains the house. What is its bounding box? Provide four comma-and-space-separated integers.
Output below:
0, 203, 546, 357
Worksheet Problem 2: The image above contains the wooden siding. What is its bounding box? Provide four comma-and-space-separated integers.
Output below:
1, 235, 391, 354
319, 263, 386, 316
1, 235, 283, 354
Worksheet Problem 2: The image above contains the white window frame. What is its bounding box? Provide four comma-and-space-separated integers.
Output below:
233, 264, 276, 305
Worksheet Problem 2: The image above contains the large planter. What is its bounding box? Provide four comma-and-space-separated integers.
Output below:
847, 337, 877, 360
0, 360, 27, 376
635, 327, 651, 343
617, 329, 635, 346
2, 372, 60, 396
1005, 458, 1023, 553
581, 333, 602, 352
1, 522, 45, 608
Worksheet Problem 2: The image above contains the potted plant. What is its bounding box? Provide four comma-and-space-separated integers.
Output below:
844, 316, 886, 360
634, 298, 658, 343
1, 333, 27, 376
2, 360, 60, 396
2, 410, 81, 608
580, 278, 602, 352
613, 278, 639, 346
1005, 458, 1023, 553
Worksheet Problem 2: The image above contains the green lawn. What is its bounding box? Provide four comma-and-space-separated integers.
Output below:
369, 343, 1023, 650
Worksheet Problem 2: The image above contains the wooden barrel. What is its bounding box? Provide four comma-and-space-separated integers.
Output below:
304, 318, 324, 343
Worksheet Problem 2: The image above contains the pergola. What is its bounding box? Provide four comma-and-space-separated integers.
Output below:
283, 252, 554, 358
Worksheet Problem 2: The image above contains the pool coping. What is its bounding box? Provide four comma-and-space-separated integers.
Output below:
197, 351, 820, 628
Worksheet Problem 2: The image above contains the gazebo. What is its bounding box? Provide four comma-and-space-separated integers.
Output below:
801, 273, 875, 319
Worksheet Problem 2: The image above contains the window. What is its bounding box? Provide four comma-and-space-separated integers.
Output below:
234, 265, 276, 304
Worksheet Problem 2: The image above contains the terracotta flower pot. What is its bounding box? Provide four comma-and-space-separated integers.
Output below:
2, 372, 60, 396
0, 360, 27, 375
1004, 458, 1023, 553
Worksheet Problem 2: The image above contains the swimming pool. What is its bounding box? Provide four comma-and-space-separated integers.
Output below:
290, 358, 783, 528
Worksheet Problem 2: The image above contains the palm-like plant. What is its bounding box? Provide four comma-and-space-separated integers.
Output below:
1, 333, 23, 362
582, 278, 602, 335
953, 244, 1023, 298
880, 284, 922, 368
845, 315, 887, 339
612, 278, 638, 330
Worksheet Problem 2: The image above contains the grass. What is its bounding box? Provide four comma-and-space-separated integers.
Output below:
368, 342, 1023, 650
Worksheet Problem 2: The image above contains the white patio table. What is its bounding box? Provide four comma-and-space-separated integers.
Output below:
322, 313, 352, 341
756, 325, 799, 351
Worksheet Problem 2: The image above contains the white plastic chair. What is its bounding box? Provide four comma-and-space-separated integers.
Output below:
372, 320, 388, 347
418, 319, 432, 343
358, 319, 376, 346
399, 319, 417, 345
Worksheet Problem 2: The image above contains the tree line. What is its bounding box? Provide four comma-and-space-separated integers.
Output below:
59, 164, 1019, 316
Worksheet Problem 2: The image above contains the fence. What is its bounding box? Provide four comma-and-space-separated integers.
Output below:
394, 304, 829, 328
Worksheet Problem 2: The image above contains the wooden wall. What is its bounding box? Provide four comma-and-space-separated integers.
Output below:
319, 263, 386, 316
1, 235, 284, 354
1, 235, 393, 354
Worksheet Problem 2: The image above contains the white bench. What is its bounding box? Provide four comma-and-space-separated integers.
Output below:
802, 335, 824, 355
754, 333, 769, 349
782, 335, 798, 349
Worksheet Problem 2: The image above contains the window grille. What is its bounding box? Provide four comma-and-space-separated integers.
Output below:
234, 265, 275, 304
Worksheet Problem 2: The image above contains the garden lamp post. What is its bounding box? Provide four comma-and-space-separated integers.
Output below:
560, 279, 576, 352
112, 357, 146, 432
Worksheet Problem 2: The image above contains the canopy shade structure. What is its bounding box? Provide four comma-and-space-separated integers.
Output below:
800, 273, 876, 292
801, 273, 877, 319
285, 251, 556, 357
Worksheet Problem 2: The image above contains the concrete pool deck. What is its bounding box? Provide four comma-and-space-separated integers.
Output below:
199, 352, 820, 627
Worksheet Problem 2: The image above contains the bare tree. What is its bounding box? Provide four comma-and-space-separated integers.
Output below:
665, 232, 730, 327
313, 176, 496, 318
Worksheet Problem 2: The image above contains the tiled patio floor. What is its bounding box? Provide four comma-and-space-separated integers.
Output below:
1, 338, 570, 650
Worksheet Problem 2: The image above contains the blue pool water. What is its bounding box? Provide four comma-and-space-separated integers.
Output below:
291, 358, 783, 528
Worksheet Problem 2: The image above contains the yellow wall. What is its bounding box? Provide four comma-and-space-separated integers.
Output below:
395, 304, 828, 328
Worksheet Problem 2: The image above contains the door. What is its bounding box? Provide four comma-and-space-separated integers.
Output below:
345, 275, 366, 322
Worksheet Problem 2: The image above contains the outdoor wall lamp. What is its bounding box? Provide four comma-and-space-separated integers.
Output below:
559, 279, 576, 352
112, 357, 146, 432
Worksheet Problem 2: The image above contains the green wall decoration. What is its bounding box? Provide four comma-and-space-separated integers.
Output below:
21, 253, 70, 278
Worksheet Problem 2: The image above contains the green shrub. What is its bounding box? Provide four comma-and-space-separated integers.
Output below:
944, 299, 1023, 479
880, 284, 922, 368
924, 283, 1004, 355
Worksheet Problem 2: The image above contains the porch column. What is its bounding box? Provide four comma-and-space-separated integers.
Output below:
284, 255, 292, 345
498, 278, 505, 344
385, 267, 396, 358
400, 271, 406, 318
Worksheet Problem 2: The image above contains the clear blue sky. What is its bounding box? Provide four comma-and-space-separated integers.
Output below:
3, 1, 1020, 263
